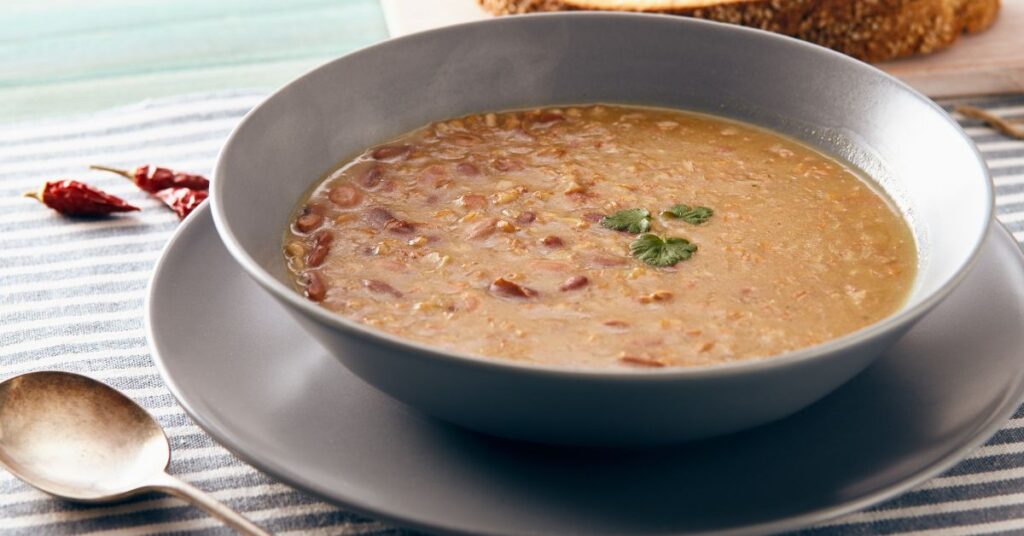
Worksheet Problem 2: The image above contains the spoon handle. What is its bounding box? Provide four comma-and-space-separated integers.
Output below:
150, 472, 272, 536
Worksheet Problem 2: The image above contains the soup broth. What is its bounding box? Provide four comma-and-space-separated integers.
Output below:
283, 105, 916, 369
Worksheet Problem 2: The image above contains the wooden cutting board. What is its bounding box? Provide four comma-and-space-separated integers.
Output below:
380, 0, 1024, 98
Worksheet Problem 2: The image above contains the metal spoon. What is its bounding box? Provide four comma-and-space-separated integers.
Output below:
0, 371, 270, 535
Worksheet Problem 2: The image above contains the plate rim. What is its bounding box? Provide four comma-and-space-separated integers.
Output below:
147, 205, 1024, 536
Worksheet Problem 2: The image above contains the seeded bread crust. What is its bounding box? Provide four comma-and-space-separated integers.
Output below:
477, 0, 1000, 62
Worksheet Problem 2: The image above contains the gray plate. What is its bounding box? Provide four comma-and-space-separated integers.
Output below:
148, 206, 1024, 536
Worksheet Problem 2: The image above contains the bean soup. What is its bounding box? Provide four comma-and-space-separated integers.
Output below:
284, 105, 916, 369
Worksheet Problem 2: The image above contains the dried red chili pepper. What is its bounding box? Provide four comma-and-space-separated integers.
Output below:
154, 186, 207, 220
90, 164, 209, 193
91, 164, 209, 219
24, 180, 139, 216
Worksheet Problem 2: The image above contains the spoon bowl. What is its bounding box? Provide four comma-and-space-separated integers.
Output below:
0, 371, 169, 501
0, 371, 269, 535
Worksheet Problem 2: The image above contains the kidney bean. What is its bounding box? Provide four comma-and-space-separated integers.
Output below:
329, 184, 361, 207
295, 210, 322, 233
384, 219, 415, 234
582, 212, 604, 223
618, 356, 665, 368
540, 235, 564, 248
489, 277, 538, 298
357, 166, 384, 189
467, 217, 498, 239
537, 111, 564, 122
456, 162, 480, 176
530, 112, 565, 127
371, 144, 412, 161
305, 272, 327, 302
515, 211, 536, 225
559, 275, 589, 291
565, 191, 592, 203
363, 207, 415, 234
362, 279, 403, 298
306, 244, 328, 267
314, 231, 333, 247
365, 207, 396, 228
305, 231, 332, 267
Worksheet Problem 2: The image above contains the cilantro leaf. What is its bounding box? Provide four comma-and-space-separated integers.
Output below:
662, 204, 714, 225
629, 234, 697, 267
600, 208, 650, 233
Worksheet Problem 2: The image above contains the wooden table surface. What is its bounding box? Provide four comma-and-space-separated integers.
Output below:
382, 0, 1024, 98
0, 0, 388, 123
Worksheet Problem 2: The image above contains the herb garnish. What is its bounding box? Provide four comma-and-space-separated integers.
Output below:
629, 234, 697, 267
600, 208, 651, 233
599, 203, 710, 267
662, 204, 714, 225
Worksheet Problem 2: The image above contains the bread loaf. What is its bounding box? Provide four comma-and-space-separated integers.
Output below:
477, 0, 1000, 62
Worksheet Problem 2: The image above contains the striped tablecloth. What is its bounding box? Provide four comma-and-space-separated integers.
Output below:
1, 90, 1023, 535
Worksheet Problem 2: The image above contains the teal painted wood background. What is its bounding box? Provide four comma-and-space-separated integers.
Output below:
0, 0, 388, 123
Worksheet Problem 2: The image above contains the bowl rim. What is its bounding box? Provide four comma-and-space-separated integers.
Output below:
210, 11, 994, 381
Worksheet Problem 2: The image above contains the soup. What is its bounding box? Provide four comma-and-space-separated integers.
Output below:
283, 105, 916, 369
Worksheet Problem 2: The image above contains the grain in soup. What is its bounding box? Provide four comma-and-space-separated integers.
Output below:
283, 105, 917, 369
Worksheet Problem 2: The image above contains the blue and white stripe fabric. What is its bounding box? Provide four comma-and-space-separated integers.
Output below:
1, 90, 1024, 535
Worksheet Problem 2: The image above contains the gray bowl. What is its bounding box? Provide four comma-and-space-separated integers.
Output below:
211, 13, 992, 446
